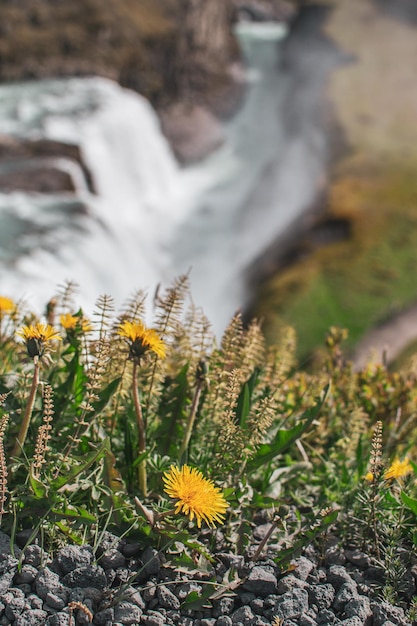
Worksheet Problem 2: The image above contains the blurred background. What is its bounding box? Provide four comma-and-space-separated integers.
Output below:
1, 0, 417, 365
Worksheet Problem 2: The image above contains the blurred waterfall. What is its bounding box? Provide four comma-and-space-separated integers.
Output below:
0, 21, 326, 332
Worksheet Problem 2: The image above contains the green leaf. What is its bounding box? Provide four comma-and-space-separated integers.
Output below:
155, 364, 190, 456
181, 584, 216, 610
235, 369, 259, 428
50, 441, 107, 490
248, 384, 330, 470
401, 491, 417, 516
92, 378, 121, 414
29, 472, 48, 499
51, 505, 96, 524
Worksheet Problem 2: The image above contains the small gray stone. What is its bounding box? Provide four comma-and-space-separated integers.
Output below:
216, 617, 233, 626
157, 584, 180, 610
277, 574, 309, 594
93, 607, 115, 625
143, 583, 157, 602
299, 615, 318, 626
344, 550, 371, 569
141, 610, 165, 626
253, 524, 274, 541
4, 594, 26, 621
27, 594, 43, 610
340, 619, 365, 626
231, 605, 256, 624
363, 567, 385, 583
253, 618, 271, 626
114, 600, 143, 624
75, 600, 94, 626
371, 601, 410, 626
45, 591, 65, 610
327, 566, 356, 590
97, 531, 125, 553
61, 564, 107, 589
14, 564, 38, 585
317, 608, 342, 625
292, 557, 315, 581
250, 598, 264, 614
23, 546, 47, 569
165, 608, 181, 622
239, 591, 256, 605
140, 547, 162, 578
213, 596, 235, 617
0, 556, 18, 593
216, 554, 245, 574
45, 613, 70, 625
14, 609, 48, 626
54, 545, 93, 575
309, 584, 335, 610
344, 596, 372, 623
273, 588, 310, 621
99, 548, 126, 571
122, 542, 141, 558
242, 566, 277, 596
0, 533, 20, 559
34, 569, 65, 600
123, 587, 145, 611
333, 583, 359, 612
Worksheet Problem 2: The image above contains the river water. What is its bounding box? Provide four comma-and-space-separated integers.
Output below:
0, 21, 326, 332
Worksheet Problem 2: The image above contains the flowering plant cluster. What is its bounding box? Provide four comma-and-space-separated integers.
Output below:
0, 280, 416, 608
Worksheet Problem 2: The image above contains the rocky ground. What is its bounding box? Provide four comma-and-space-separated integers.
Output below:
0, 523, 413, 626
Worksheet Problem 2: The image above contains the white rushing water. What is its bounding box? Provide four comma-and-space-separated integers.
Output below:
0, 21, 325, 332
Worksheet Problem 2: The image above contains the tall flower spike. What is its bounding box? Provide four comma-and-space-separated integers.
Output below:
163, 464, 228, 528
16, 323, 61, 358
117, 320, 166, 360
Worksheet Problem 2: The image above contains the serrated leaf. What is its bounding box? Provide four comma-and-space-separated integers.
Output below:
181, 584, 215, 610
51, 505, 96, 524
50, 441, 107, 490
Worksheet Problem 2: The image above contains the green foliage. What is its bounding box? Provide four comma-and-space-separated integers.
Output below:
1, 278, 417, 609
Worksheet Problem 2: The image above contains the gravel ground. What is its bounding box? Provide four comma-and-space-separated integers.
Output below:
0, 523, 413, 626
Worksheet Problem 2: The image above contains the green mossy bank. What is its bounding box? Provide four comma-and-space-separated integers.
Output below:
251, 0, 417, 362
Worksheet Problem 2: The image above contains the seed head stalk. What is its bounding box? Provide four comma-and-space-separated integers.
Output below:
132, 360, 147, 496
12, 357, 40, 459
179, 378, 204, 460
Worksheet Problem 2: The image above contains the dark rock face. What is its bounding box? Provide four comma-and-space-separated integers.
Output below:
0, 137, 95, 194
0, 0, 239, 108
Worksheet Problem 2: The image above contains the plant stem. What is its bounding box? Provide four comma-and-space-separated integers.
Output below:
12, 358, 40, 458
132, 361, 147, 496
179, 378, 204, 460
251, 518, 278, 562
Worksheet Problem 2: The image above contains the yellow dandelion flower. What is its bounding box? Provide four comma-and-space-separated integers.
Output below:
163, 464, 228, 528
384, 457, 413, 481
0, 296, 15, 314
60, 313, 91, 333
16, 323, 62, 357
364, 472, 374, 482
117, 320, 166, 360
